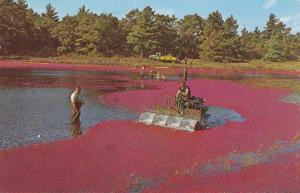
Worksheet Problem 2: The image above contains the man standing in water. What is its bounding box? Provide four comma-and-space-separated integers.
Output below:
70, 86, 84, 136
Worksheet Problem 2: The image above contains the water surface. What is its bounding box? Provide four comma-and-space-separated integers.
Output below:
1, 68, 288, 149
0, 69, 151, 148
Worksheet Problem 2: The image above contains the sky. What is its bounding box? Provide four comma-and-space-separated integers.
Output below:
26, 0, 300, 33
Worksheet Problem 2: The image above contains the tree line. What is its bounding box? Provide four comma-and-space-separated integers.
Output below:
1, 0, 300, 62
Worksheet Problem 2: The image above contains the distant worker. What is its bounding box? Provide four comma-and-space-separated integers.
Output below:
149, 69, 157, 79
140, 65, 145, 78
183, 66, 188, 81
156, 72, 166, 79
176, 80, 191, 108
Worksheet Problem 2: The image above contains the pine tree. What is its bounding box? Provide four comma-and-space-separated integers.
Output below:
0, 0, 15, 54
77, 5, 89, 16
176, 14, 204, 59
295, 33, 300, 58
52, 15, 78, 54
0, 0, 37, 54
127, 6, 159, 57
38, 3, 59, 55
221, 15, 242, 62
263, 14, 297, 61
264, 34, 285, 61
240, 27, 263, 60
74, 10, 97, 55
11, 0, 30, 52
1, 3, 299, 61
200, 11, 226, 61
119, 9, 140, 55
263, 13, 278, 40
121, 9, 140, 33
154, 13, 177, 55
43, 4, 59, 22
94, 14, 120, 56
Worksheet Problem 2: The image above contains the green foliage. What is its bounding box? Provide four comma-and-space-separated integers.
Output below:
221, 15, 243, 62
52, 15, 78, 54
127, 6, 159, 57
94, 14, 121, 56
0, 3, 299, 62
294, 33, 300, 57
263, 14, 297, 61
0, 0, 33, 53
263, 13, 278, 40
264, 34, 286, 62
43, 4, 59, 22
200, 11, 225, 61
38, 3, 59, 55
176, 14, 204, 59
0, 0, 59, 55
119, 9, 140, 55
240, 27, 264, 60
154, 13, 177, 54
200, 11, 243, 62
74, 11, 97, 55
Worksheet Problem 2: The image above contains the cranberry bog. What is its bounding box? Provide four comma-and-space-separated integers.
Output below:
0, 61, 299, 193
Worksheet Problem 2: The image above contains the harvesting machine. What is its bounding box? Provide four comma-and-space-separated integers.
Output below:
138, 96, 208, 132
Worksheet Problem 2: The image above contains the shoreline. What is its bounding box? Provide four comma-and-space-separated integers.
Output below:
1, 59, 300, 77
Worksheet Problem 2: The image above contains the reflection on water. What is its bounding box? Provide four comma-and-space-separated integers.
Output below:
0, 87, 138, 148
0, 69, 155, 149
69, 122, 82, 137
283, 93, 300, 105
0, 68, 155, 92
1, 68, 292, 149
205, 106, 245, 128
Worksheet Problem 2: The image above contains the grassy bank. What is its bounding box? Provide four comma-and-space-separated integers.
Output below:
1, 55, 300, 72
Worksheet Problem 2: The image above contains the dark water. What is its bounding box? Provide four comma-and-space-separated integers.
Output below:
283, 93, 300, 105
0, 87, 138, 148
0, 69, 149, 149
0, 68, 246, 149
205, 106, 245, 128
0, 68, 147, 92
